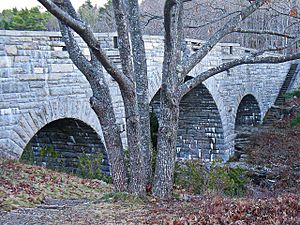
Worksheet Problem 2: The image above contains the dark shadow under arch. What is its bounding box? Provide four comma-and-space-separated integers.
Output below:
150, 81, 225, 161
22, 118, 109, 175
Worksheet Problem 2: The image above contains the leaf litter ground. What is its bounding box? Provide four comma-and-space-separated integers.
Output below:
0, 159, 299, 224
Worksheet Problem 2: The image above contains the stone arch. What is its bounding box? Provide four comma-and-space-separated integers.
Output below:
177, 82, 225, 161
23, 118, 108, 174
234, 94, 261, 159
9, 98, 104, 159
149, 89, 161, 116
150, 81, 225, 161
148, 77, 162, 103
235, 94, 262, 128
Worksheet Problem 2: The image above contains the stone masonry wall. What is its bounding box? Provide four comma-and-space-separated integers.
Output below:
0, 31, 105, 158
0, 30, 294, 161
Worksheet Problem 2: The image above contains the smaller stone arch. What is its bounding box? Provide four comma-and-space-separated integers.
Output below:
234, 94, 261, 159
235, 94, 262, 128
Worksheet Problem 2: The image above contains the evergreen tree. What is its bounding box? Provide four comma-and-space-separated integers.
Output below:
97, 0, 116, 32
78, 0, 99, 31
0, 7, 53, 31
77, 0, 115, 33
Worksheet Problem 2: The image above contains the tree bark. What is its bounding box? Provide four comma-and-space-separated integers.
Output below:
58, 21, 127, 191
121, 93, 145, 194
127, 0, 152, 185
153, 92, 179, 198
112, 0, 146, 194
153, 0, 184, 198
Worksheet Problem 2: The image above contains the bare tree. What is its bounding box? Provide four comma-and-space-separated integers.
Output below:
140, 0, 300, 54
38, 0, 300, 198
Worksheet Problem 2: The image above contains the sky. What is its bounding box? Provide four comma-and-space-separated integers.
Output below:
0, 0, 109, 11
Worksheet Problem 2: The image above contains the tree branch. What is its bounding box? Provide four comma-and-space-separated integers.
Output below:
185, 11, 240, 29
182, 0, 267, 76
60, 24, 96, 80
233, 27, 296, 39
252, 36, 300, 57
179, 53, 300, 98
270, 6, 300, 20
37, 0, 134, 92
141, 12, 163, 28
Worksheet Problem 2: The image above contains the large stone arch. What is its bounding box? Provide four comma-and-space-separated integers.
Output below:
177, 82, 225, 161
7, 97, 104, 159
150, 81, 225, 161
24, 118, 109, 174
211, 77, 266, 159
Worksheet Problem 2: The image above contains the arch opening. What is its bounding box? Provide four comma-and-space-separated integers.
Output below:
234, 94, 261, 159
235, 94, 261, 128
150, 82, 225, 161
21, 118, 109, 175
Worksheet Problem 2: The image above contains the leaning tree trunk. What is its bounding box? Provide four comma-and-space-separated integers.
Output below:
58, 16, 127, 191
90, 82, 127, 192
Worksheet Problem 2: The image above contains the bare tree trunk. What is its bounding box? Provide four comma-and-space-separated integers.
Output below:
58, 19, 127, 191
112, 0, 145, 194
122, 93, 145, 194
153, 91, 179, 198
153, 0, 184, 198
127, 0, 152, 186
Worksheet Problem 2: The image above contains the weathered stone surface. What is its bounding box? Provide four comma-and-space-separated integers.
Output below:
0, 56, 12, 67
5, 45, 18, 56
51, 51, 69, 59
18, 74, 46, 81
33, 67, 44, 74
14, 56, 30, 63
50, 64, 74, 73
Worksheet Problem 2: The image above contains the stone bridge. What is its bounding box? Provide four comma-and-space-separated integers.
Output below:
0, 30, 298, 171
